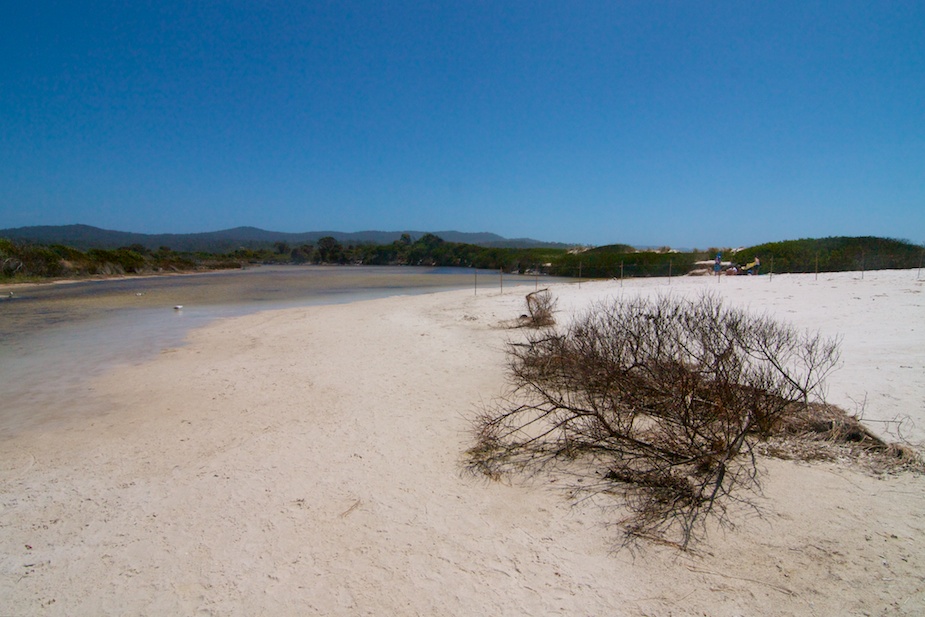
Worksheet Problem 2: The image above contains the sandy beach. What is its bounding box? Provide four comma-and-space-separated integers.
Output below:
1, 269, 923, 615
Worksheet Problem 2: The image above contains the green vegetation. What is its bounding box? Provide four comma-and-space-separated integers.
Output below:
1, 237, 215, 281
2, 234, 922, 282
732, 236, 924, 274
350, 233, 565, 271
551, 245, 702, 278
550, 236, 923, 279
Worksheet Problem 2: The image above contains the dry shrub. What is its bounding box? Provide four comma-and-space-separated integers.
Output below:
758, 402, 924, 473
468, 292, 844, 548
518, 289, 557, 328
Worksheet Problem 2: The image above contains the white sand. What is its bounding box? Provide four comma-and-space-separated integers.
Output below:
2, 270, 923, 615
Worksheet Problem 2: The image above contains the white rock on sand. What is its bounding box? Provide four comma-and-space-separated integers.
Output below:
1, 269, 923, 615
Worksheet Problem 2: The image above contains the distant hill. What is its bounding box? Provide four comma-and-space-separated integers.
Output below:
0, 224, 571, 253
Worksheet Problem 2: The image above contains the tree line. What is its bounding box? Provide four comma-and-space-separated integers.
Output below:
0, 233, 563, 280
2, 234, 922, 282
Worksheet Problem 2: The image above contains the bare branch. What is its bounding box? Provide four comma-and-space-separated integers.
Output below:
467, 292, 849, 548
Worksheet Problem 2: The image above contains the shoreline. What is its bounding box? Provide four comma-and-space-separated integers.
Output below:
1, 270, 923, 615
2, 262, 920, 291
0, 264, 276, 292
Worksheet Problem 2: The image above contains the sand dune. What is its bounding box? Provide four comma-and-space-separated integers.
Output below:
1, 270, 923, 615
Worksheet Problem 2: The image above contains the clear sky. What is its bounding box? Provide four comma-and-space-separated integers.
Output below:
1, 1, 923, 248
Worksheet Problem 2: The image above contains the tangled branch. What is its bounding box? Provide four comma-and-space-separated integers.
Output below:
468, 292, 843, 548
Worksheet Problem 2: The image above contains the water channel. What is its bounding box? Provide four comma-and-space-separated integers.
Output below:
0, 265, 558, 436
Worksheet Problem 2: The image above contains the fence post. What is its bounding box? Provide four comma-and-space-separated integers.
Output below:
915, 244, 925, 280
474, 269, 477, 296
499, 268, 503, 294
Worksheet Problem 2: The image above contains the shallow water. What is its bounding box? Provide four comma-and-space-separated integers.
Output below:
0, 265, 554, 436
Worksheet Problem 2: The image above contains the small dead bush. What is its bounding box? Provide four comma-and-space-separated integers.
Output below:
519, 289, 557, 328
468, 292, 843, 548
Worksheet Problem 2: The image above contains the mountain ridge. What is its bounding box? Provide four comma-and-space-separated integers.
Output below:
0, 224, 571, 252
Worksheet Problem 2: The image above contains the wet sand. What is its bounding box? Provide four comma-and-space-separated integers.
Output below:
0, 265, 549, 437
0, 265, 537, 344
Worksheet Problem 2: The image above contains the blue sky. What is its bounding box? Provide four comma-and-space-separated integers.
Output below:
1, 1, 923, 248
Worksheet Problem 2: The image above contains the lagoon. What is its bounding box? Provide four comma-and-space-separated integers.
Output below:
0, 265, 556, 436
